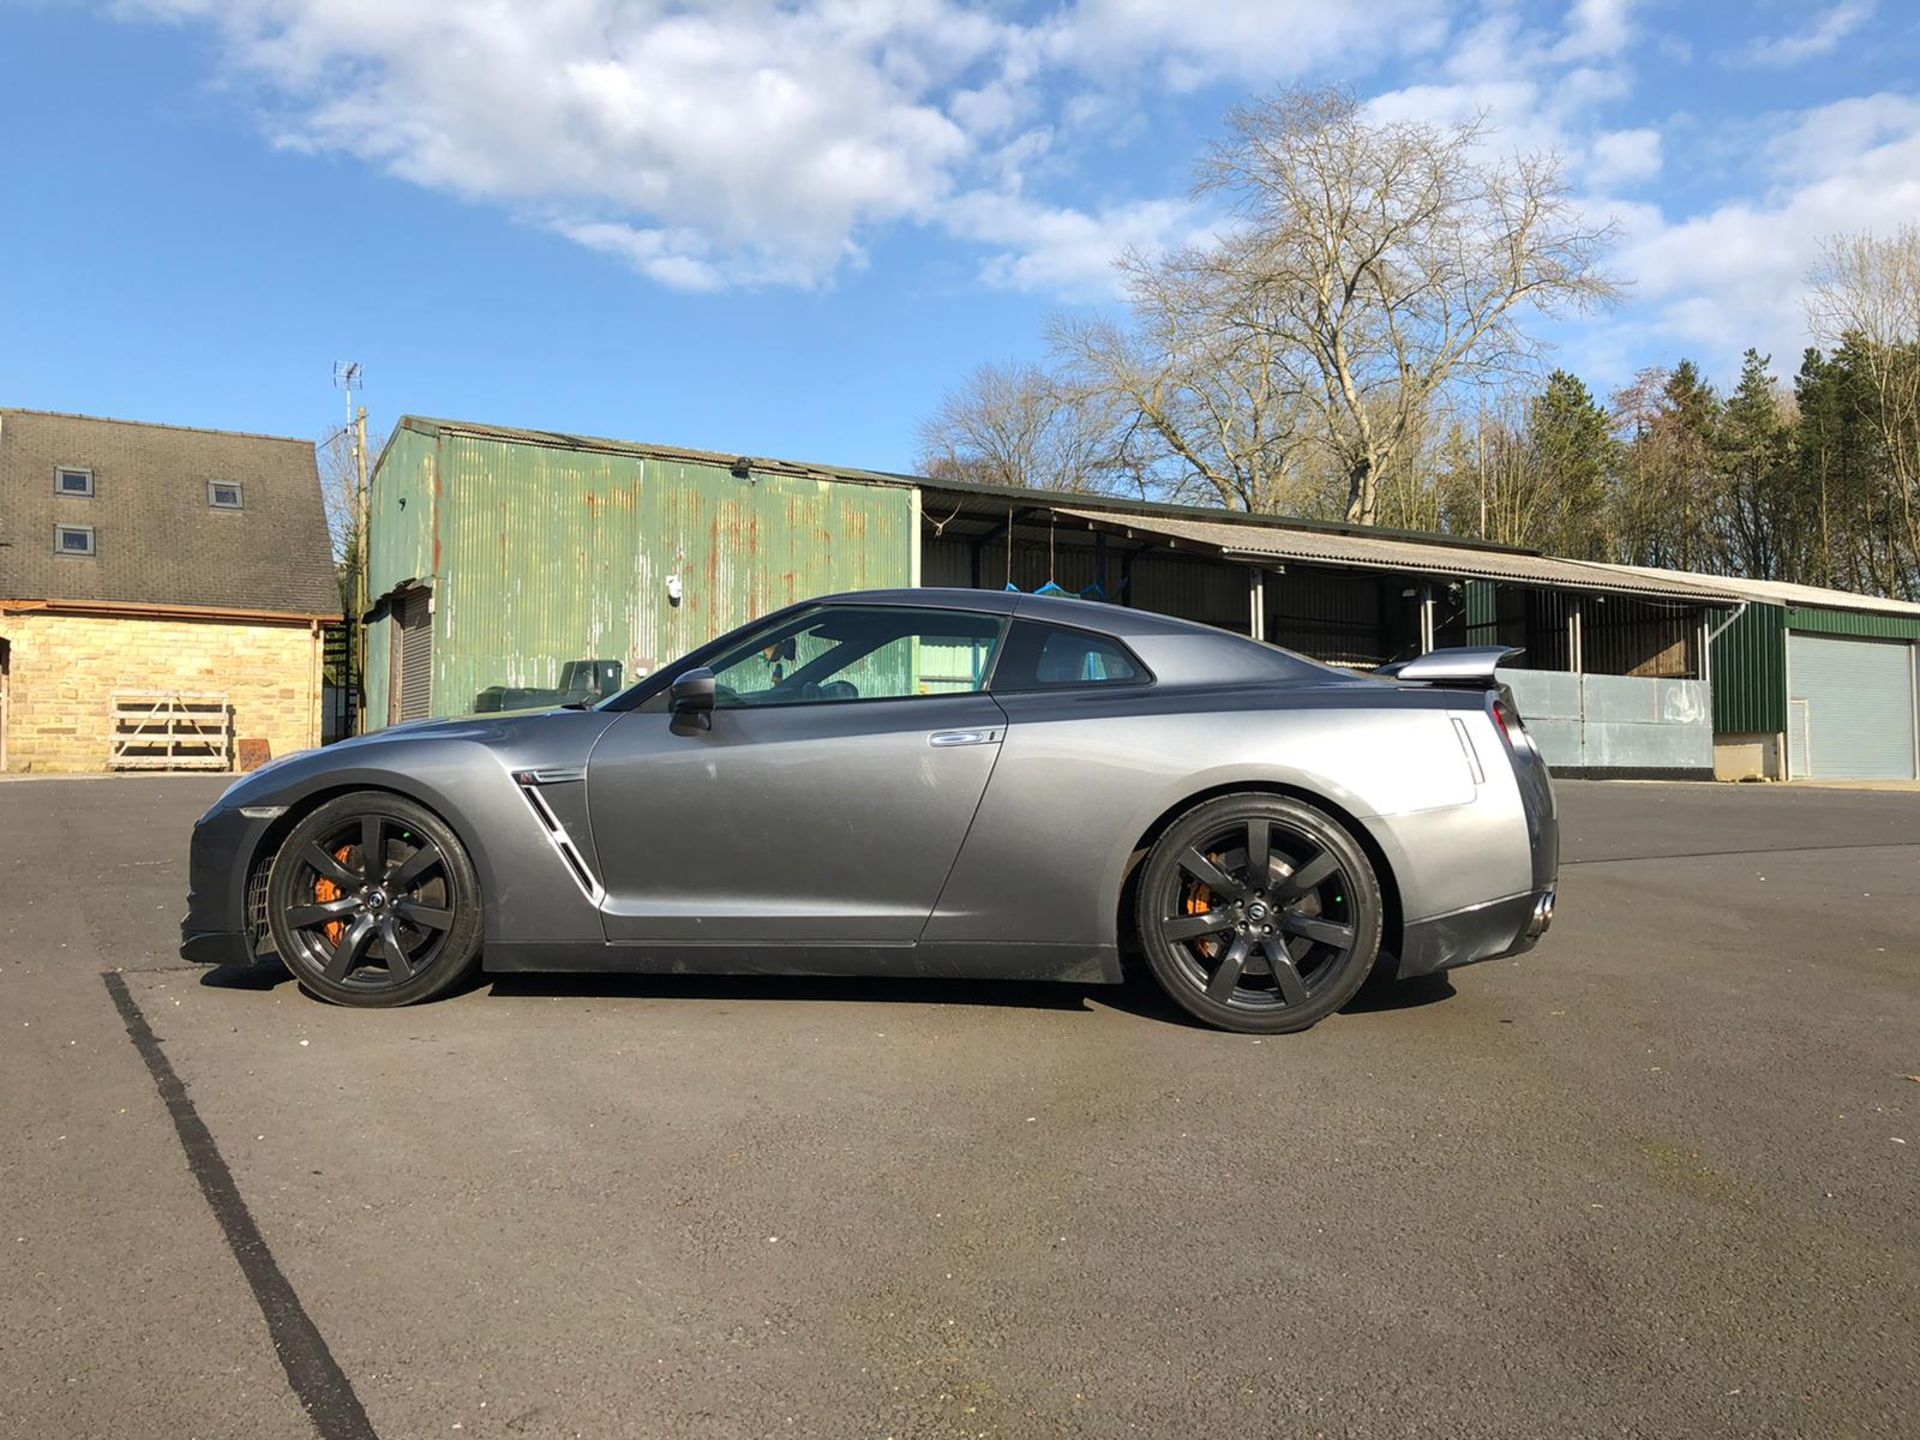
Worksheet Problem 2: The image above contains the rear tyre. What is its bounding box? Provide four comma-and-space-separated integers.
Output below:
265, 792, 484, 1007
1136, 794, 1382, 1034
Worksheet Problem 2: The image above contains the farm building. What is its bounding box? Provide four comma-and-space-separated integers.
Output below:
360, 415, 1915, 781
1596, 566, 1920, 782
360, 410, 1920, 783
0, 409, 340, 773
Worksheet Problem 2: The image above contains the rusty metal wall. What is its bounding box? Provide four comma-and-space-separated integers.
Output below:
364, 423, 438, 727
419, 435, 916, 720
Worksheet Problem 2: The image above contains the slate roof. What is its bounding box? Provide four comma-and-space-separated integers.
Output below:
0, 408, 341, 618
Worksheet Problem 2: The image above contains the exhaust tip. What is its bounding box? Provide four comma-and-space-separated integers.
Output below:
1525, 888, 1556, 940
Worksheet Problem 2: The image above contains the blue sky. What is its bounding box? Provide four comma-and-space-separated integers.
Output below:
3, 0, 1918, 470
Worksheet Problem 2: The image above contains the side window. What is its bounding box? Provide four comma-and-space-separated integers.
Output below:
990, 622, 1136, 695
704, 607, 1006, 708
992, 620, 1147, 692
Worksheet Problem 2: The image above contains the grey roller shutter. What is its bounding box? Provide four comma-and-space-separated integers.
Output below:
395, 591, 434, 724
1787, 632, 1917, 780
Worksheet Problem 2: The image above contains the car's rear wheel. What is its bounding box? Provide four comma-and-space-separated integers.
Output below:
265, 792, 484, 1007
1137, 794, 1382, 1034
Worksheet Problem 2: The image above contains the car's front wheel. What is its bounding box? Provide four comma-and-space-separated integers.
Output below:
265, 792, 484, 1006
1137, 793, 1383, 1034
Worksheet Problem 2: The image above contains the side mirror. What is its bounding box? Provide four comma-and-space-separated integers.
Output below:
669, 667, 717, 723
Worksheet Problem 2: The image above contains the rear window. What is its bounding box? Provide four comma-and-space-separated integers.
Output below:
991, 620, 1147, 692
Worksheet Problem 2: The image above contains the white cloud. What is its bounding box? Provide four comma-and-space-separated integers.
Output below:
1046, 0, 1453, 91
1588, 126, 1662, 187
1605, 94, 1920, 364
1735, 0, 1875, 69
1553, 0, 1641, 61
944, 191, 1213, 297
121, 0, 1474, 295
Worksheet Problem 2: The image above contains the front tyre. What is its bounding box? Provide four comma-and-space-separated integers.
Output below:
1137, 794, 1382, 1034
265, 792, 484, 1007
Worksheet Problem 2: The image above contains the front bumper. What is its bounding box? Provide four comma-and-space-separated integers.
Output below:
180, 930, 254, 967
179, 804, 276, 963
1390, 884, 1556, 980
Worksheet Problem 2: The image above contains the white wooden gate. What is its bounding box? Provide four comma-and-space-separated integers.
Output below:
109, 692, 233, 770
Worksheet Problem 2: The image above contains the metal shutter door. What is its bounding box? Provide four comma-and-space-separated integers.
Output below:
397, 592, 434, 723
1787, 633, 1917, 780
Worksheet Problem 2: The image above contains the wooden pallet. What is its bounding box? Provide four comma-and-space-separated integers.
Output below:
109, 692, 233, 771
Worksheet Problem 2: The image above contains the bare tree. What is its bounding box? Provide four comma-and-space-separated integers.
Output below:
916, 361, 1125, 494
1808, 226, 1920, 592
1053, 249, 1314, 514
317, 424, 362, 616
1190, 88, 1620, 524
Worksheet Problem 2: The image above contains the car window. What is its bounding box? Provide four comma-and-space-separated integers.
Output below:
991, 620, 1147, 692
704, 606, 1006, 708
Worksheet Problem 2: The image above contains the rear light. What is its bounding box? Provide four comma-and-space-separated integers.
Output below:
1490, 698, 1514, 744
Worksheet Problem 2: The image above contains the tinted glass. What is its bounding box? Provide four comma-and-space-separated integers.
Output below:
58, 527, 92, 553
704, 606, 1005, 708
992, 620, 1145, 692
58, 470, 91, 494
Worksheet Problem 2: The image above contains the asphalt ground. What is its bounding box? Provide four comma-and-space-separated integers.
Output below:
1, 776, 1914, 1439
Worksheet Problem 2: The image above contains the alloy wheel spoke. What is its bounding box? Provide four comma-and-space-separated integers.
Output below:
1262, 940, 1309, 1005
285, 897, 359, 930
1178, 847, 1250, 901
1245, 820, 1271, 891
393, 899, 453, 931
304, 843, 359, 890
325, 914, 378, 981
1162, 910, 1234, 942
1282, 913, 1355, 949
378, 917, 414, 982
1206, 935, 1253, 1002
360, 816, 386, 883
386, 842, 441, 890
1275, 851, 1339, 903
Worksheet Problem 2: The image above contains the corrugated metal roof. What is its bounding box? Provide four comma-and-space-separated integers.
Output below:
1052, 507, 1748, 604
1590, 563, 1920, 618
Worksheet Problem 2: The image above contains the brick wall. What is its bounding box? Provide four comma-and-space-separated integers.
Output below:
0, 610, 322, 773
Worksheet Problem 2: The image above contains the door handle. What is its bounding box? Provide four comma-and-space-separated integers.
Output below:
928, 728, 999, 748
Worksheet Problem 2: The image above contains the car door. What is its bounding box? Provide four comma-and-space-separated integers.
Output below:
586, 603, 1009, 947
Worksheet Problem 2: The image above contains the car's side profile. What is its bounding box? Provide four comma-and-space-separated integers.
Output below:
183, 588, 1557, 1034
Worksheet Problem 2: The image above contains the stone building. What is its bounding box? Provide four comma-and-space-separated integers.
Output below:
0, 409, 340, 773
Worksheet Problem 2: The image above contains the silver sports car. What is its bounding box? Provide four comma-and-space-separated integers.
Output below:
183, 588, 1558, 1034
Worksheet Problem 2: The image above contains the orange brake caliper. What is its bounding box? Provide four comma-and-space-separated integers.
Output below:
1185, 862, 1219, 959
313, 843, 357, 945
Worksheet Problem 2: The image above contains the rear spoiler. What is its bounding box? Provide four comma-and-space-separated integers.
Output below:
1376, 646, 1524, 688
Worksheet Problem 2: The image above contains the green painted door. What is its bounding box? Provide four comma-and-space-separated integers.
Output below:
1787, 632, 1918, 780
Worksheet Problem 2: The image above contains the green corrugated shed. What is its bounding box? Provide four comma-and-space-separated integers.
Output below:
364, 418, 918, 726
1709, 602, 1787, 734
1711, 600, 1920, 735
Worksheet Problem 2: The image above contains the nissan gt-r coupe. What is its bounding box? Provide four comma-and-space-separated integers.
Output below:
183, 588, 1558, 1034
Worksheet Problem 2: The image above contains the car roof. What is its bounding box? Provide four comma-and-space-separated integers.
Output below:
813, 587, 1349, 688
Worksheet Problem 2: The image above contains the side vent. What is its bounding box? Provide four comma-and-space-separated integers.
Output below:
512, 770, 605, 903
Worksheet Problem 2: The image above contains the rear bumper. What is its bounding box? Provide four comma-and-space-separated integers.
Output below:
1391, 884, 1556, 980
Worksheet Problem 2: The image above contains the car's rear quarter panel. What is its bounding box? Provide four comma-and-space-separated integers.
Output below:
925, 682, 1535, 954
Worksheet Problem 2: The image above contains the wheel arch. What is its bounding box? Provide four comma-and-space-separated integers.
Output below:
241, 779, 487, 948
1116, 780, 1404, 973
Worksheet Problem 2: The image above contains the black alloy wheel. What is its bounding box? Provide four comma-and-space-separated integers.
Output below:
1137, 794, 1383, 1034
265, 792, 484, 1006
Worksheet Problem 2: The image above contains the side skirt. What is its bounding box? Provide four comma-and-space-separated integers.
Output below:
484, 940, 1122, 985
